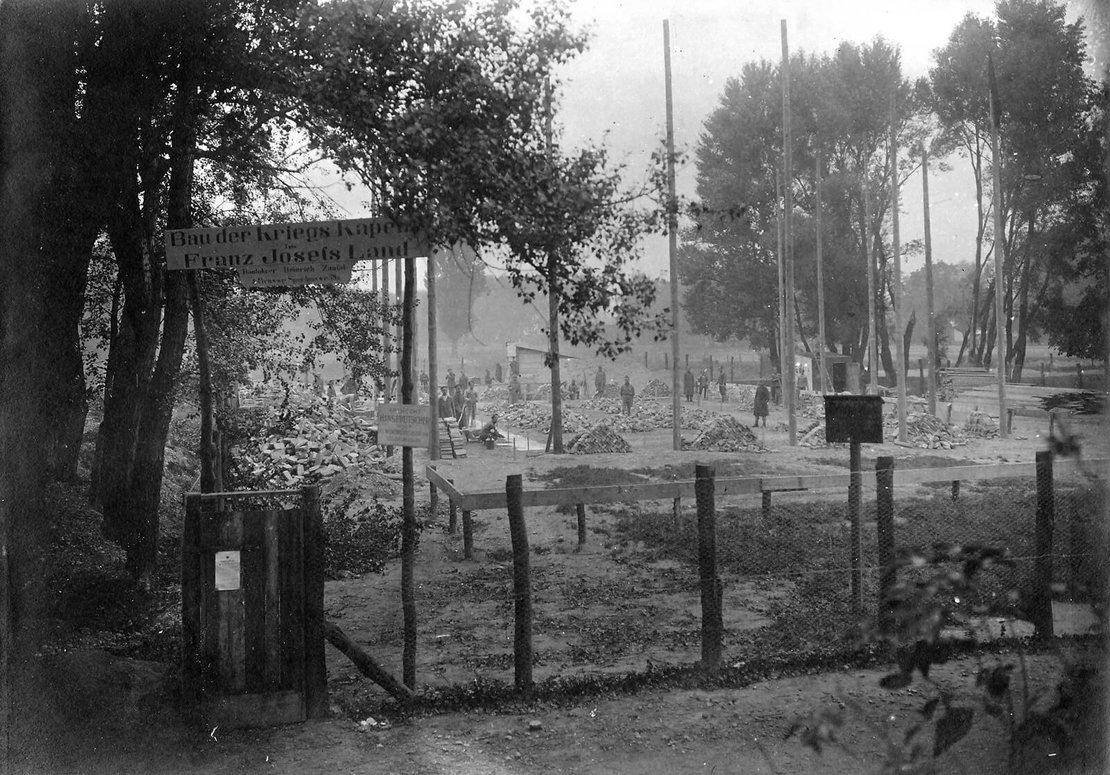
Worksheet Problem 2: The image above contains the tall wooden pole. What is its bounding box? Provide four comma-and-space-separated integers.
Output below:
815, 151, 828, 393
922, 145, 938, 416
988, 55, 1008, 437
370, 261, 379, 399
427, 251, 439, 457
395, 250, 402, 389
890, 94, 907, 442
400, 255, 417, 689
664, 19, 681, 452
544, 79, 564, 453
381, 260, 391, 400
864, 180, 879, 396
780, 19, 796, 444
776, 170, 787, 403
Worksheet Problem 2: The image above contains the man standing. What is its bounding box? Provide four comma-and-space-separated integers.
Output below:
718, 371, 727, 403
684, 368, 695, 403
446, 369, 456, 391
462, 384, 478, 428
619, 376, 635, 416
595, 365, 607, 398
697, 370, 709, 401
437, 386, 453, 419
753, 381, 770, 427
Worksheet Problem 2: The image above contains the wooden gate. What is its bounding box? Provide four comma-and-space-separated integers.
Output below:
182, 487, 326, 728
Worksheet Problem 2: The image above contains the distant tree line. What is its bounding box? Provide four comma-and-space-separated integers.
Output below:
681, 0, 1107, 380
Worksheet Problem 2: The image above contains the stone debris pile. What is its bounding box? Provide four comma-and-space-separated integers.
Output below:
682, 415, 766, 453
963, 410, 1000, 438
887, 411, 969, 449
480, 385, 511, 402
725, 383, 756, 406
566, 423, 633, 454
640, 378, 672, 397
232, 387, 391, 488
480, 401, 589, 434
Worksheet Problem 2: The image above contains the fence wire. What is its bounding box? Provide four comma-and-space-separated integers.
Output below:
355, 462, 1106, 692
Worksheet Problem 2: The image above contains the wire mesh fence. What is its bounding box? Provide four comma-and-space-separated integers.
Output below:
372, 457, 1106, 695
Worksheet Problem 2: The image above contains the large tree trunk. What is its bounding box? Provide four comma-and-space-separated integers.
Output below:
91, 5, 200, 580
94, 208, 166, 577
1, 15, 95, 754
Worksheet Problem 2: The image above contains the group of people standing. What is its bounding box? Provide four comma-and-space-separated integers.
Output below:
682, 368, 728, 403
437, 381, 478, 427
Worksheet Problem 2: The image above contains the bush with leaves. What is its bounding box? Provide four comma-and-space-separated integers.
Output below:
790, 542, 1105, 773
322, 487, 412, 579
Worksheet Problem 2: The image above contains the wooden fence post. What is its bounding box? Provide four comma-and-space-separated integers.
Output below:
875, 457, 895, 631
761, 491, 772, 519
848, 441, 863, 615
429, 464, 438, 515
1032, 450, 1055, 638
695, 464, 722, 672
506, 474, 533, 693
448, 478, 457, 534
302, 486, 328, 718
576, 504, 587, 546
462, 510, 473, 560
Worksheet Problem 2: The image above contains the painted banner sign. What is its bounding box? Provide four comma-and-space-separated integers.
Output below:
165, 217, 426, 272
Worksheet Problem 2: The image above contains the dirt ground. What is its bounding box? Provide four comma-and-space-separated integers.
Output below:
12, 395, 1110, 775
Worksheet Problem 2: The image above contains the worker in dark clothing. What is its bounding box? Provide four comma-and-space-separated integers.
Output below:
718, 371, 727, 403
683, 369, 695, 402
437, 386, 453, 419
754, 381, 770, 427
477, 414, 503, 442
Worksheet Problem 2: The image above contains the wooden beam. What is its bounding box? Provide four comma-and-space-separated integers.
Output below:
425, 458, 1105, 511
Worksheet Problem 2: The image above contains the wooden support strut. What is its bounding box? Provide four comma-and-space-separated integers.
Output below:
322, 620, 413, 705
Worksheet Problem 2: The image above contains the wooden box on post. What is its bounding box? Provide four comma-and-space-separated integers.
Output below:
181, 486, 326, 729
824, 395, 884, 444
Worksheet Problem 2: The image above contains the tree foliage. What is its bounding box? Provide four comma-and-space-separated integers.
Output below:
926, 0, 1104, 370
292, 0, 667, 359
435, 243, 489, 353
683, 39, 926, 373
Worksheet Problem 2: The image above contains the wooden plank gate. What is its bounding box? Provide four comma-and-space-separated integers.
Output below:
182, 487, 327, 728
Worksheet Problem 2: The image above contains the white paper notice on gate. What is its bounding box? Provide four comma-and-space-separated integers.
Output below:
214, 550, 241, 591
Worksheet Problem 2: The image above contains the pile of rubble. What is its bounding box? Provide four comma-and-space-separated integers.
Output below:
479, 400, 590, 434
682, 415, 766, 453
566, 422, 633, 454
231, 388, 393, 488
963, 410, 1000, 439
887, 411, 969, 449
479, 385, 511, 402
640, 378, 672, 397
725, 383, 756, 406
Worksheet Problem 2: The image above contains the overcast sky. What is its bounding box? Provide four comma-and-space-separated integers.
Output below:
556, 0, 991, 279
327, 0, 1098, 283
553, 0, 1094, 279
